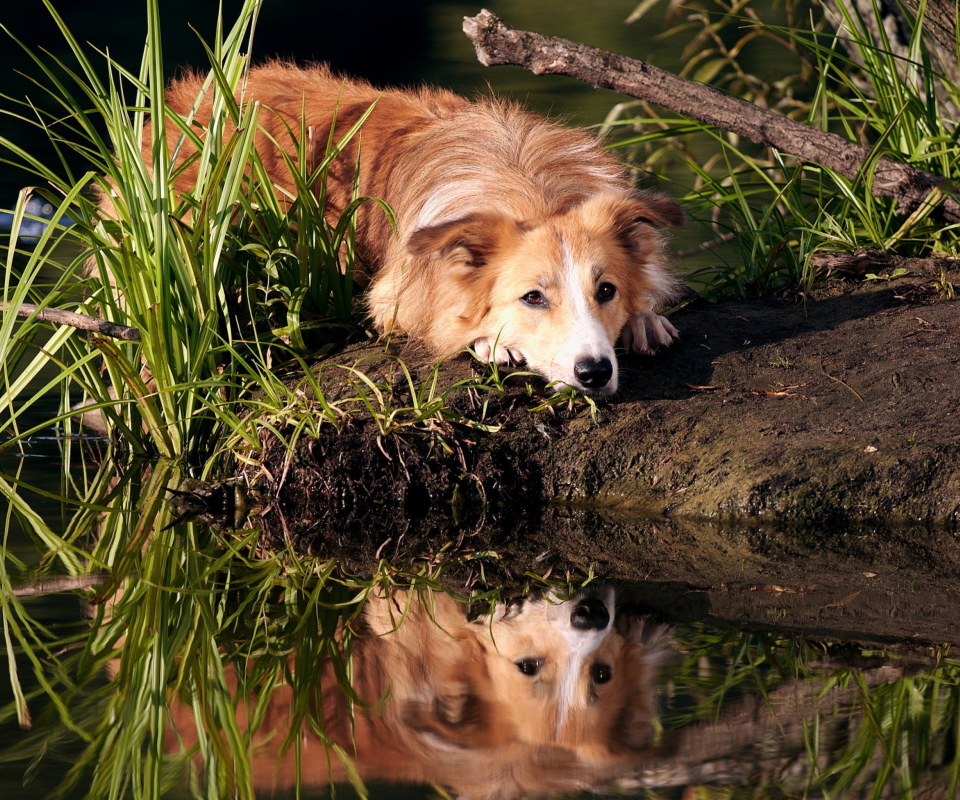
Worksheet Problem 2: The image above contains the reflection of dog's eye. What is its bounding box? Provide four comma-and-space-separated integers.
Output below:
596, 282, 617, 303
591, 663, 612, 684
515, 658, 544, 676
520, 291, 545, 306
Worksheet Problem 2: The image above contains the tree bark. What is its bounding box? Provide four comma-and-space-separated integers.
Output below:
10, 572, 105, 597
2, 302, 142, 341
808, 247, 960, 277
463, 10, 960, 223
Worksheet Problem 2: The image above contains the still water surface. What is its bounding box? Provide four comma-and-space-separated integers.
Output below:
2, 1, 958, 798
3, 432, 959, 799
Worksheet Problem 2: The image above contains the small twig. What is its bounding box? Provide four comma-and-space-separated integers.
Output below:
819, 359, 864, 402
2, 301, 141, 341
10, 572, 105, 598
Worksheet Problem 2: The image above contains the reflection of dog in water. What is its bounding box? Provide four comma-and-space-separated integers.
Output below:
167, 587, 671, 799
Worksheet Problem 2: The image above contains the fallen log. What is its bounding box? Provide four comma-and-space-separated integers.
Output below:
462, 9, 960, 224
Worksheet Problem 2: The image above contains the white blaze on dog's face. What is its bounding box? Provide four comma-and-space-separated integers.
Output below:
406, 192, 685, 395
471, 588, 670, 757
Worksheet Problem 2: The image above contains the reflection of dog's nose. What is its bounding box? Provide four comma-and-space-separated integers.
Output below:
574, 357, 613, 389
570, 597, 610, 630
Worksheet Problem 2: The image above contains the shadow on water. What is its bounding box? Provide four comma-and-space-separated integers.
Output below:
2, 449, 960, 799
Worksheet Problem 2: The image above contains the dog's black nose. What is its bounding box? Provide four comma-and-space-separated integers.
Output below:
574, 357, 613, 389
570, 597, 610, 630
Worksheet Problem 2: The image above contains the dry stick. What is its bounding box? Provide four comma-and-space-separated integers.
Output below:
819, 358, 864, 402
10, 572, 105, 597
463, 10, 960, 224
2, 301, 141, 341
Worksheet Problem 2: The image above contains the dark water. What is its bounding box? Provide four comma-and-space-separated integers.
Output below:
4, 449, 959, 800
3, 2, 958, 799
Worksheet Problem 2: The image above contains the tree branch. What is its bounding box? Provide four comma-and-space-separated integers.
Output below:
808, 247, 960, 277
10, 572, 105, 597
3, 302, 141, 341
463, 9, 960, 224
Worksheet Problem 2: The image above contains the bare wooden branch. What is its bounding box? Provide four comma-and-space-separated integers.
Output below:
2, 301, 141, 341
11, 572, 105, 597
463, 10, 960, 223
809, 247, 960, 277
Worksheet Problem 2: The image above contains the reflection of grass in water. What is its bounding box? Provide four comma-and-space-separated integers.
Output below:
663, 624, 960, 797
4, 451, 960, 799
0, 451, 580, 799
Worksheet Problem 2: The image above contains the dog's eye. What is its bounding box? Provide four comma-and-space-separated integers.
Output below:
591, 663, 612, 684
521, 290, 545, 306
597, 282, 617, 303
515, 658, 544, 676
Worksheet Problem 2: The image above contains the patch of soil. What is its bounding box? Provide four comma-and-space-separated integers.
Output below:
255, 270, 960, 526
587, 273, 960, 525
240, 270, 960, 644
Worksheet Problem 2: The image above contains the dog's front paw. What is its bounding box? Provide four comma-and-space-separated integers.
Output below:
472, 338, 523, 365
621, 312, 679, 355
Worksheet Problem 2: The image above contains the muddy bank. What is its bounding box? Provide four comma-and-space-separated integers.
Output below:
253, 266, 960, 530
230, 267, 960, 644
565, 270, 960, 525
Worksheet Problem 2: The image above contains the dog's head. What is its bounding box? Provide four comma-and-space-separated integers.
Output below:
406, 191, 685, 394
468, 588, 671, 756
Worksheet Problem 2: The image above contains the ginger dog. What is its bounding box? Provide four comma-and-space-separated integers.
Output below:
147, 62, 685, 394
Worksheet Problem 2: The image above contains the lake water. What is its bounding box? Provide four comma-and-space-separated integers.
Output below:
4, 447, 959, 799
3, 1, 958, 798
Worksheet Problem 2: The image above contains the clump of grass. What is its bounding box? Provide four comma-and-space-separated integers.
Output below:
660, 625, 960, 797
614, 0, 960, 300
0, 445, 585, 799
0, 0, 394, 464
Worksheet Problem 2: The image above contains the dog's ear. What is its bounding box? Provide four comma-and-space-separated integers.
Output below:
603, 194, 685, 267
402, 681, 495, 748
625, 192, 687, 229
614, 615, 674, 651
579, 192, 685, 251
609, 195, 686, 251
610, 689, 660, 753
406, 212, 517, 268
607, 619, 673, 754
400, 629, 504, 748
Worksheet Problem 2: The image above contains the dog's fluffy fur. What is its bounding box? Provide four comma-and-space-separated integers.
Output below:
151, 62, 685, 393
164, 589, 671, 799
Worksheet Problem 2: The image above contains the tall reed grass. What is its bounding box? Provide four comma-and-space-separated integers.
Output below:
614, 0, 960, 298
1, 453, 516, 800
0, 0, 393, 463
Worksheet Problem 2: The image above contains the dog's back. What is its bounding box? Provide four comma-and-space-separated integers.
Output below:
133, 63, 684, 393
156, 62, 630, 260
